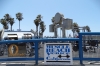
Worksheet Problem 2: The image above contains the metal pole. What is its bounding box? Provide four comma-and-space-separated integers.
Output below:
79, 33, 83, 64
35, 41, 39, 65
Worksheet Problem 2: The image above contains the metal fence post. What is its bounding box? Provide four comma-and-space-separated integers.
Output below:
35, 41, 39, 65
97, 40, 98, 48
79, 33, 83, 64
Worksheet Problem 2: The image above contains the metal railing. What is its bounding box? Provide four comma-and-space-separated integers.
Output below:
79, 32, 100, 64
0, 32, 100, 65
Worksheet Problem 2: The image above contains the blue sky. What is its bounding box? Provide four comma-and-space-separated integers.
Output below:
0, 0, 100, 37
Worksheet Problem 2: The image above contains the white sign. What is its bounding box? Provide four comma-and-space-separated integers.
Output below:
44, 43, 73, 65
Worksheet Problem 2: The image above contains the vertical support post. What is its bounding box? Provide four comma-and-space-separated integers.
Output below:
97, 40, 98, 48
62, 27, 66, 38
54, 25, 57, 38
35, 41, 38, 65
79, 33, 83, 64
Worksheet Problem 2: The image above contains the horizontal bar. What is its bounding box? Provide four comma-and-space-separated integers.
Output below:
32, 46, 35, 48
0, 58, 99, 62
80, 32, 100, 35
38, 57, 80, 60
2, 58, 100, 61
0, 57, 80, 61
73, 57, 80, 60
0, 40, 35, 44
40, 38, 79, 41
0, 38, 79, 44
83, 58, 100, 61
0, 58, 36, 61
5, 31, 31, 32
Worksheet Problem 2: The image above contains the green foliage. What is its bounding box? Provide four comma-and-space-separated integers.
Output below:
9, 18, 15, 26
72, 22, 80, 33
4, 14, 11, 21
0, 18, 8, 29
40, 21, 46, 33
34, 14, 46, 37
16, 12, 23, 21
86, 25, 91, 32
0, 14, 15, 30
16, 12, 23, 30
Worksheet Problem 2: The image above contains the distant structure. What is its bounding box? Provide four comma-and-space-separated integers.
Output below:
49, 12, 73, 38
49, 12, 93, 39
68, 34, 72, 38
17, 29, 21, 31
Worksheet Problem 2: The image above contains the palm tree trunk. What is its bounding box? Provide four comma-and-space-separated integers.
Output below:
39, 25, 40, 38
11, 25, 12, 31
19, 21, 20, 30
42, 32, 43, 38
36, 26, 38, 38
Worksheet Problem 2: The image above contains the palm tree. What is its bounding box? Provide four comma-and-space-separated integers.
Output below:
4, 14, 11, 22
39, 21, 46, 38
72, 22, 80, 37
72, 22, 80, 33
85, 25, 91, 32
0, 19, 8, 29
3, 25, 9, 29
16, 12, 23, 30
9, 18, 15, 31
4, 14, 11, 30
85, 25, 91, 43
34, 14, 42, 37
36, 14, 42, 20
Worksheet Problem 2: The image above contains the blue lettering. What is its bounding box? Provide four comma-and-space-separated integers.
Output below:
49, 48, 53, 54
65, 48, 70, 54
57, 49, 64, 54
46, 57, 48, 60
61, 45, 64, 49
65, 48, 68, 54
46, 49, 50, 55
60, 52, 64, 54
68, 48, 70, 53
46, 45, 70, 55
47, 56, 51, 60
46, 45, 49, 48
66, 45, 68, 48
46, 48, 54, 55
47, 45, 53, 49
57, 49, 62, 52
46, 56, 71, 61
55, 45, 60, 48
50, 45, 53, 48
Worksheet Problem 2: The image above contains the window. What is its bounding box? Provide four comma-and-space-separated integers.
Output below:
7, 34, 18, 40
23, 34, 32, 39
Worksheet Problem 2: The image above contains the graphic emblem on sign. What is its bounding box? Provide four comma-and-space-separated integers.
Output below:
44, 43, 73, 65
8, 44, 26, 57
8, 44, 18, 55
